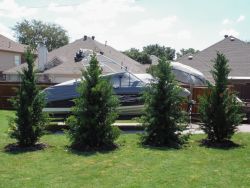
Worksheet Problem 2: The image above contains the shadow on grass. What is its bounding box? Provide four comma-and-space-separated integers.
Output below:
4, 143, 48, 154
137, 132, 188, 151
138, 139, 184, 151
140, 144, 182, 151
65, 144, 119, 157
44, 124, 69, 133
199, 139, 243, 150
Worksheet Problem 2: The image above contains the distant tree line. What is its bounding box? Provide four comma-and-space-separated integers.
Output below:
124, 45, 199, 64
123, 48, 152, 64
176, 48, 199, 58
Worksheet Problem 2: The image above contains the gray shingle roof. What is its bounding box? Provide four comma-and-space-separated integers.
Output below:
4, 36, 146, 76
0, 34, 26, 53
177, 36, 250, 83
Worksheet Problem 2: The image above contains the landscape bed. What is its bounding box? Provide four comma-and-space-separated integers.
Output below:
1, 110, 250, 188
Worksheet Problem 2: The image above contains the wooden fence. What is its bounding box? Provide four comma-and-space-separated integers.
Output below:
1, 82, 249, 117
189, 86, 209, 114
0, 82, 55, 109
233, 84, 250, 103
0, 82, 209, 111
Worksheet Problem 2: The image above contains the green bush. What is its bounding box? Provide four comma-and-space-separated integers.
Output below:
9, 49, 48, 147
141, 58, 188, 148
199, 52, 244, 143
67, 54, 120, 151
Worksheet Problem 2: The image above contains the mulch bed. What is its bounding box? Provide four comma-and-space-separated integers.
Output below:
69, 143, 119, 153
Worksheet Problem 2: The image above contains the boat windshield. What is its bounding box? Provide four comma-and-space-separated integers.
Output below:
106, 72, 144, 88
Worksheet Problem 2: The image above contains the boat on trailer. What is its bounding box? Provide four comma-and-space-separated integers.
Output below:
43, 71, 191, 118
43, 50, 207, 118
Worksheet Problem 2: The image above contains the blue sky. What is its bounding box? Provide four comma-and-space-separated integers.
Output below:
0, 0, 249, 52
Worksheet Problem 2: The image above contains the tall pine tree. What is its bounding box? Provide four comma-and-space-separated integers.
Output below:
141, 58, 188, 148
67, 54, 120, 151
9, 48, 48, 147
199, 52, 243, 144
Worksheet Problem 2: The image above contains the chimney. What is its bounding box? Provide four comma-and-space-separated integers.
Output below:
91, 36, 95, 40
37, 43, 48, 72
83, 35, 87, 41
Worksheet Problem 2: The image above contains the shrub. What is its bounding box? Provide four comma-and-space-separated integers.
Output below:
141, 58, 188, 148
9, 48, 48, 147
199, 52, 244, 143
67, 54, 120, 151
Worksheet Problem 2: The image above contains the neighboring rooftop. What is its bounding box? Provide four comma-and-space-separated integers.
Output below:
4, 36, 146, 76
177, 36, 250, 83
0, 34, 26, 53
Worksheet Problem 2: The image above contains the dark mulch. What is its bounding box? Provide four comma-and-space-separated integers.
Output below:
200, 139, 241, 149
4, 143, 48, 153
68, 143, 119, 155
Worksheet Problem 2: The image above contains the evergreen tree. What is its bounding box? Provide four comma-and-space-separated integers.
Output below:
199, 52, 243, 143
9, 49, 48, 147
141, 58, 188, 147
67, 54, 120, 151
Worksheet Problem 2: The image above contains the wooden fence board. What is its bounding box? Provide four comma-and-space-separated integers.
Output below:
0, 82, 55, 109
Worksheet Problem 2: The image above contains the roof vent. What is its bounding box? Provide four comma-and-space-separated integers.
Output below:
100, 51, 104, 55
91, 36, 95, 40
105, 41, 107, 46
230, 37, 235, 41
83, 35, 87, 41
224, 35, 228, 38
74, 49, 85, 62
188, 55, 193, 60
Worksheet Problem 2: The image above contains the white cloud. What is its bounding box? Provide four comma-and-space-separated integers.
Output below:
0, 0, 37, 19
47, 0, 189, 49
219, 29, 239, 37
0, 0, 194, 51
237, 15, 245, 22
222, 15, 245, 25
48, 0, 144, 20
104, 16, 193, 51
48, 0, 146, 41
126, 16, 177, 37
0, 23, 14, 40
220, 15, 245, 38
47, 3, 75, 13
55, 15, 185, 50
222, 19, 232, 25
177, 30, 191, 40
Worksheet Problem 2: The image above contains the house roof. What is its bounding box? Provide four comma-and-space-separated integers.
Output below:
177, 36, 250, 83
0, 34, 26, 53
4, 36, 146, 76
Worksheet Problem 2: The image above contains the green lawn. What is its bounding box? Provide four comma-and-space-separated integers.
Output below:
1, 110, 250, 188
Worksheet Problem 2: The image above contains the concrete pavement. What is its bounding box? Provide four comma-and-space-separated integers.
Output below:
114, 122, 250, 133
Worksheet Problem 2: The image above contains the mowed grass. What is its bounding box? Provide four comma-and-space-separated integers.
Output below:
1, 110, 250, 188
